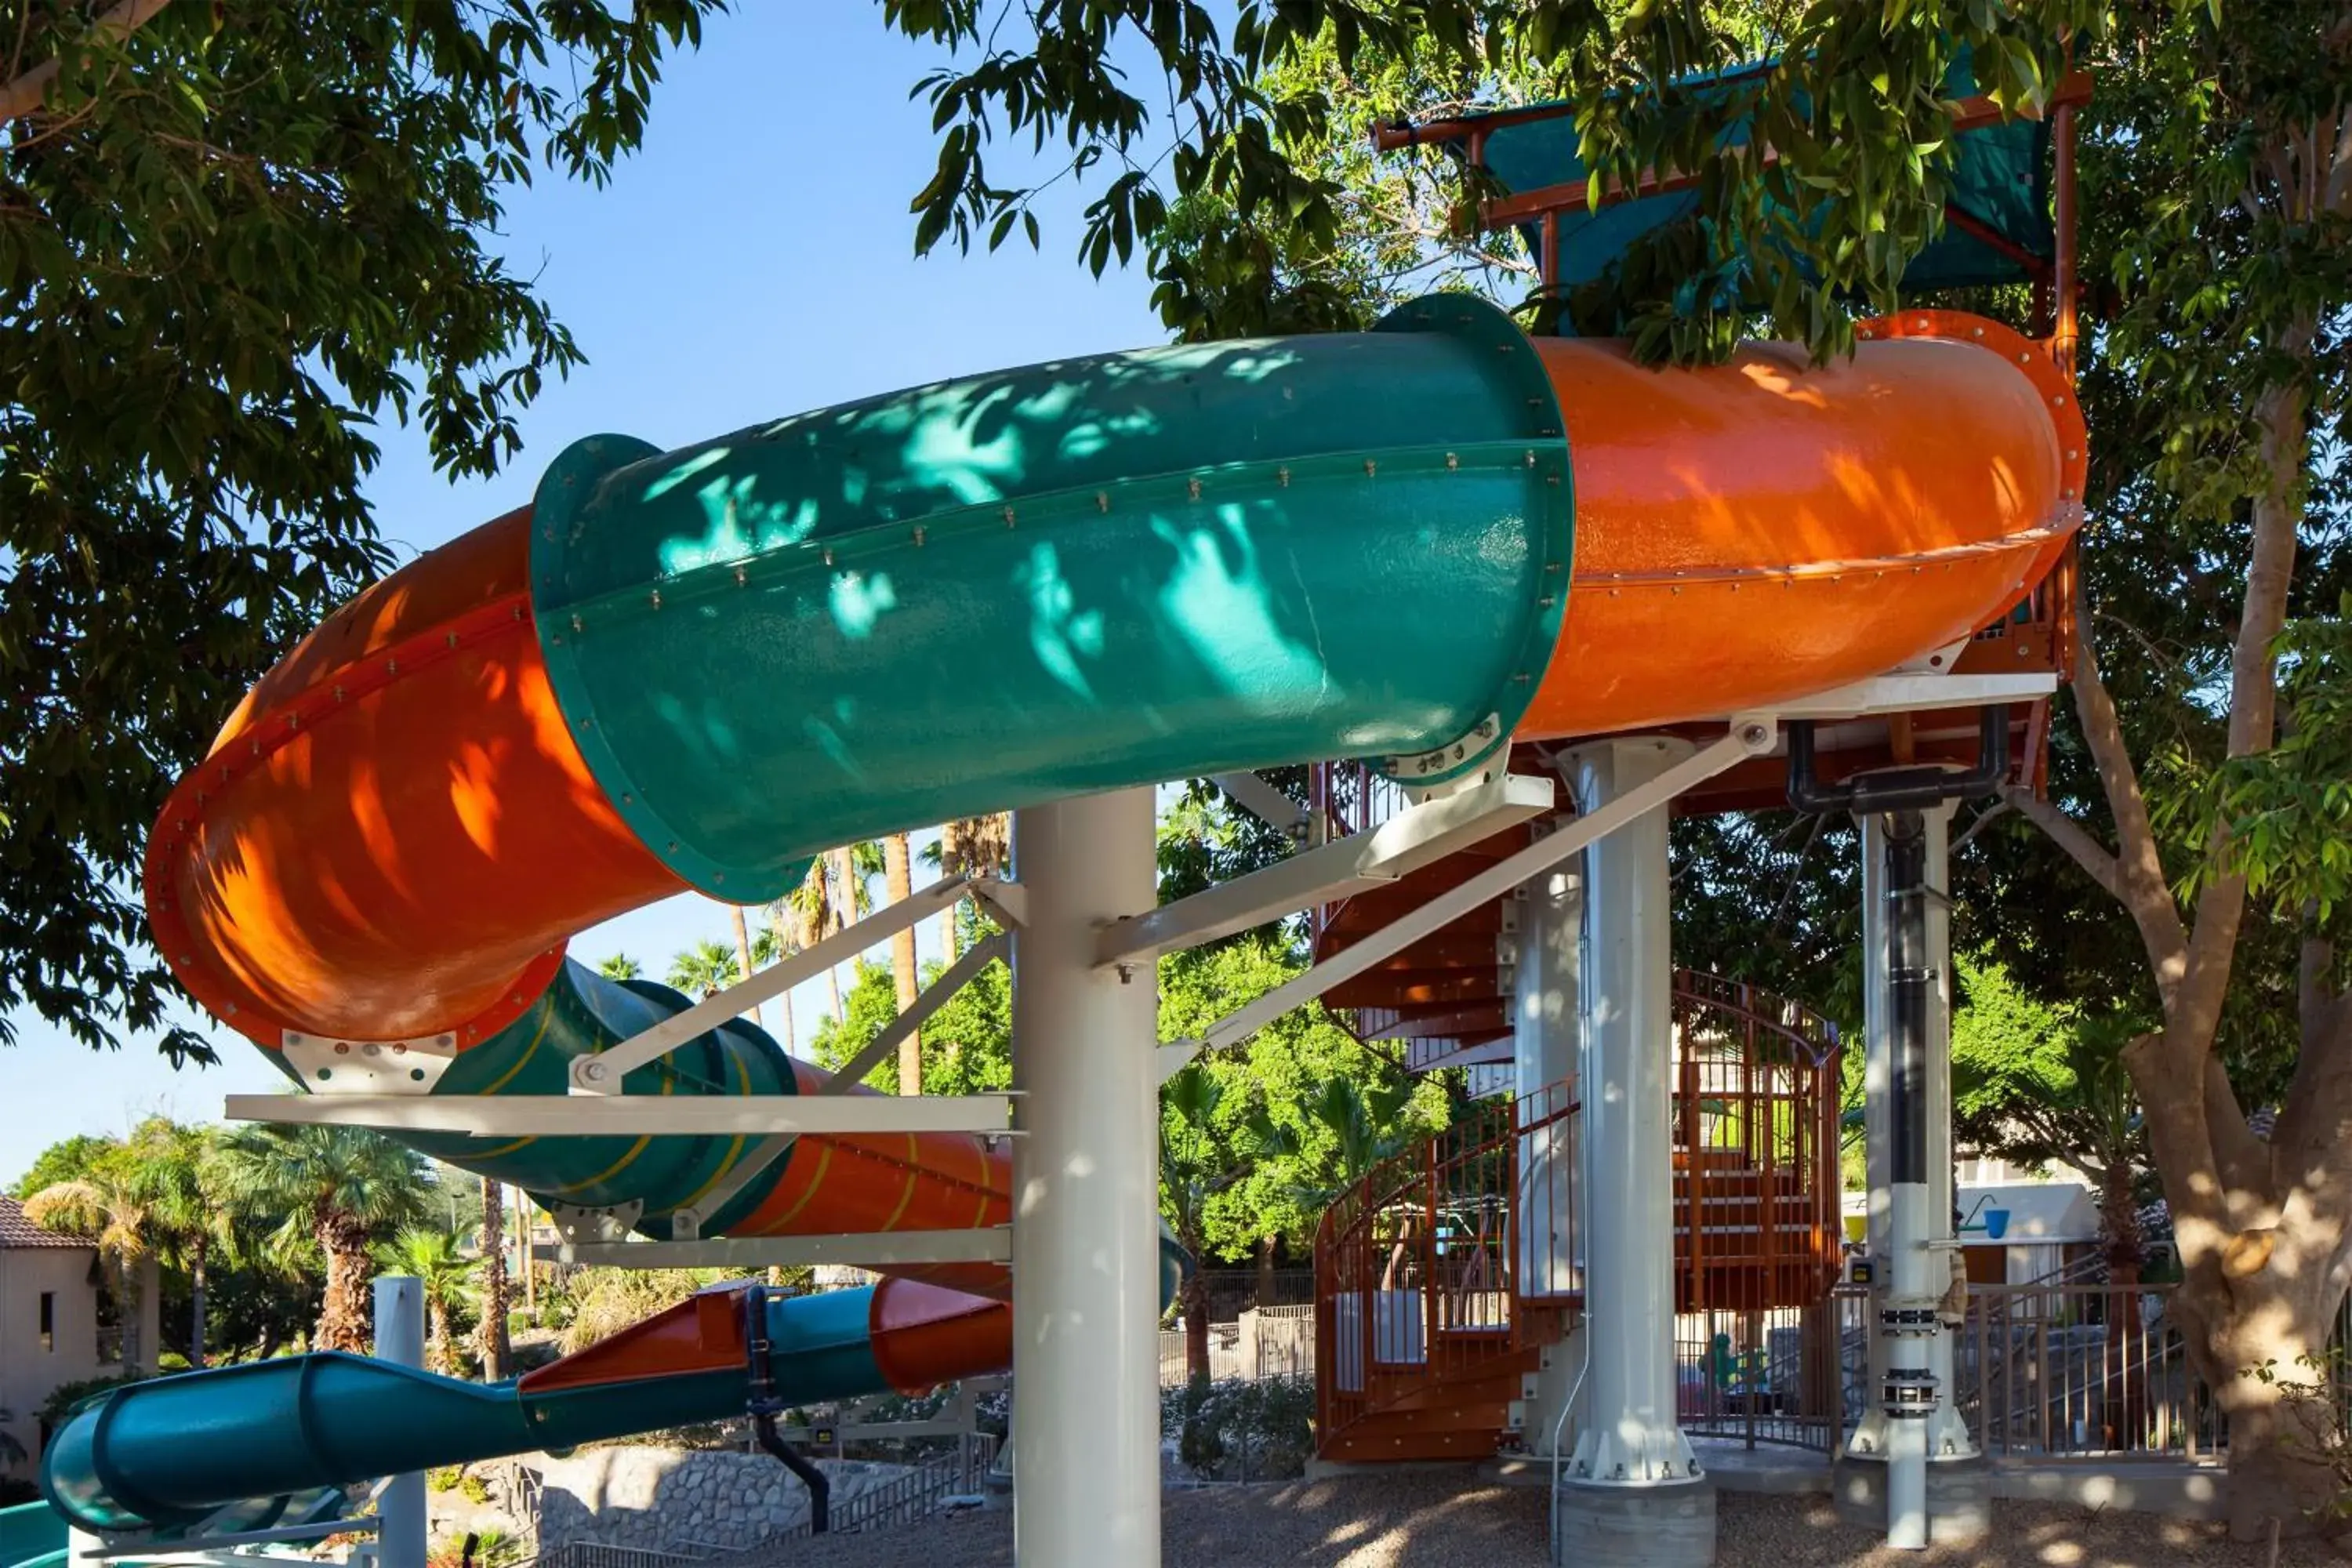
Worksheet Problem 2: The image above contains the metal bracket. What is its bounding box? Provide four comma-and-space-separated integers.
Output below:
1211, 770, 1316, 843
967, 876, 1028, 931
569, 874, 973, 1092
1096, 768, 1555, 969
281, 1029, 457, 1094
547, 1200, 644, 1245
1161, 717, 1778, 1063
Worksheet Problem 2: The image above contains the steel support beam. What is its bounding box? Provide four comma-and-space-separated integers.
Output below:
1210, 770, 1315, 841
226, 1092, 1015, 1138
668, 935, 1012, 1238
1011, 787, 1160, 1568
1514, 825, 1582, 1450
536, 1227, 1011, 1269
1098, 770, 1555, 968
1162, 724, 1775, 1067
568, 873, 980, 1091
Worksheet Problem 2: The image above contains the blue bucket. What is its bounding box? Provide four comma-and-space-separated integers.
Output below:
1983, 1207, 2010, 1240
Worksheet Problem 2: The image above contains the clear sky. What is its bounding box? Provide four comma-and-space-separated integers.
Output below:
2, 2, 1167, 1185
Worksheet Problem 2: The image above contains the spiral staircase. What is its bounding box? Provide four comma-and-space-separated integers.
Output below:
1305, 764, 1849, 1464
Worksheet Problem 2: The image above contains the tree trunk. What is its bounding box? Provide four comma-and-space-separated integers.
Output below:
188, 1236, 207, 1370
884, 833, 921, 1094
826, 845, 855, 1022
478, 1176, 510, 1380
428, 1301, 452, 1374
768, 907, 799, 1055
2175, 1269, 2345, 1541
2095, 1162, 2147, 1450
730, 905, 763, 1027
1256, 1234, 1279, 1308
316, 1210, 373, 1354
1184, 1270, 1212, 1385
938, 821, 963, 962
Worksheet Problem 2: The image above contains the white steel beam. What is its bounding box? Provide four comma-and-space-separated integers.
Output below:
1096, 770, 1555, 968
1210, 770, 1313, 840
1159, 722, 1775, 1065
670, 934, 1011, 1238
226, 1091, 1015, 1138
536, 1227, 1011, 1269
1769, 672, 2054, 720
568, 873, 975, 1091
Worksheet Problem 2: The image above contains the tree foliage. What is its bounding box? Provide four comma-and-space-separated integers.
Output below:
2, 0, 733, 1064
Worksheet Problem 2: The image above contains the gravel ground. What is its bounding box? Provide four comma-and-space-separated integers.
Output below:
757, 1477, 2345, 1567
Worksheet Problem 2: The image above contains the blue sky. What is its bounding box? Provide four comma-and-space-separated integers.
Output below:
2, 2, 1169, 1184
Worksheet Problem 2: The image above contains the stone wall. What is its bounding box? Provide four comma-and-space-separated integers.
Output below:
533, 1445, 910, 1555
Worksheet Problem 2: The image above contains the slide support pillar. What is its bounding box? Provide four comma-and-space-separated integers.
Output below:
1513, 826, 1582, 1453
1837, 805, 1986, 1545
373, 1276, 428, 1568
1009, 787, 1161, 1568
1555, 737, 1714, 1568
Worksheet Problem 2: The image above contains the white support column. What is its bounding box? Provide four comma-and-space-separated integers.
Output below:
1514, 832, 1581, 1452
1556, 737, 1713, 1568
1009, 787, 1160, 1568
372, 1276, 428, 1568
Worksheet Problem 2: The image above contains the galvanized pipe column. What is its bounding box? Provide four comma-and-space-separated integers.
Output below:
1514, 836, 1583, 1447
1009, 788, 1161, 1568
1564, 738, 1699, 1487
372, 1276, 428, 1568
1879, 812, 1936, 1549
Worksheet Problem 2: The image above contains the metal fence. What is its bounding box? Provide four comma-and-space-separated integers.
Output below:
1160, 1305, 1319, 1388
1672, 1281, 2225, 1461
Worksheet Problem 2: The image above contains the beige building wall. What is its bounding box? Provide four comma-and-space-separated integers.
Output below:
0, 1246, 107, 1477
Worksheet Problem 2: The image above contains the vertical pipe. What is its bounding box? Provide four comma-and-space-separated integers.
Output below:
1566, 736, 1699, 1486
1920, 804, 1974, 1463
1882, 811, 1936, 1550
1515, 853, 1583, 1446
372, 1276, 428, 1568
1010, 787, 1160, 1568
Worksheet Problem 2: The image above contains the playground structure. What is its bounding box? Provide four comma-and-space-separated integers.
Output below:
31, 56, 2093, 1568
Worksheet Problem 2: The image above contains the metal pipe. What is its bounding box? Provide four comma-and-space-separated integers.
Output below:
742, 1283, 829, 1534
1882, 811, 1935, 1550
1010, 787, 1160, 1568
372, 1277, 428, 1568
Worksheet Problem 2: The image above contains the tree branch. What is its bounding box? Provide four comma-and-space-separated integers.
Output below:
0, 0, 176, 122
2067, 607, 2193, 1010
1999, 783, 2124, 899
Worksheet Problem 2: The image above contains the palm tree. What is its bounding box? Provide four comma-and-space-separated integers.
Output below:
1160, 1065, 1243, 1385
824, 842, 883, 1022
666, 939, 741, 1000
477, 1175, 510, 1378
883, 833, 921, 1093
24, 1157, 158, 1372
125, 1120, 234, 1368
924, 815, 1012, 962
597, 953, 644, 982
212, 1123, 429, 1352
372, 1228, 478, 1372
726, 902, 764, 1027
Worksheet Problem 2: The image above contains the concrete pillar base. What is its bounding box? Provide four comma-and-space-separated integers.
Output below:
1553, 1477, 1716, 1568
1831, 1453, 1991, 1543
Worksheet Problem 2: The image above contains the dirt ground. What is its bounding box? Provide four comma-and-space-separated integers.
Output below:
760, 1476, 2341, 1567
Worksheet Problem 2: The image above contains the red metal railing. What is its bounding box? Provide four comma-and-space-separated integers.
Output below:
1670, 971, 1844, 1317
1314, 1079, 1580, 1453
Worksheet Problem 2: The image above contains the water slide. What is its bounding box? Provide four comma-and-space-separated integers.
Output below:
44, 294, 2081, 1536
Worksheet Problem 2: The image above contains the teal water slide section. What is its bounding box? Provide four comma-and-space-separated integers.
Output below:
529, 294, 1573, 900
42, 1290, 887, 1536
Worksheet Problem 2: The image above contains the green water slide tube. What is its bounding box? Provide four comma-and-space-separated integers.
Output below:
530, 293, 1573, 900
